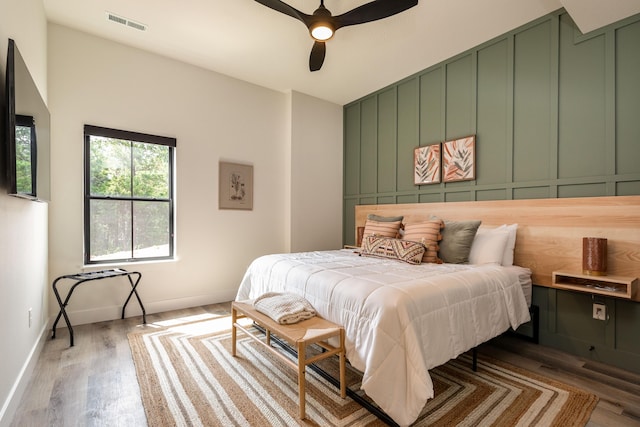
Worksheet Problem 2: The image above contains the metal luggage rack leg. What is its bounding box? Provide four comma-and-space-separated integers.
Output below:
51, 268, 146, 347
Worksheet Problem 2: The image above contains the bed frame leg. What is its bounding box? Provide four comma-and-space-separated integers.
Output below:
472, 348, 478, 372
531, 305, 540, 344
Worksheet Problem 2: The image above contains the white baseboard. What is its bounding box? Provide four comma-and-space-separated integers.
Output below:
0, 322, 49, 427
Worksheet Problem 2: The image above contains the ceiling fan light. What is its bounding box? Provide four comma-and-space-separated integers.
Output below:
310, 23, 333, 41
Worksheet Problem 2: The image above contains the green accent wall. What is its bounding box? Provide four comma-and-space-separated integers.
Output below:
343, 10, 640, 374
527, 287, 640, 374
344, 10, 640, 243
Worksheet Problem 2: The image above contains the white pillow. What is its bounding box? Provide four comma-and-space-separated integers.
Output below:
468, 229, 510, 265
495, 224, 518, 266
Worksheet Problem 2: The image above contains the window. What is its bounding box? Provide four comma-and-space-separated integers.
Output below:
15, 115, 37, 196
84, 125, 176, 264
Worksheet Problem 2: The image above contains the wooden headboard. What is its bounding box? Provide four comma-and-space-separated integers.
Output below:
355, 196, 640, 289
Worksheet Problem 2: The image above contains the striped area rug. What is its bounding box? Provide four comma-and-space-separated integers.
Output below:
128, 313, 598, 427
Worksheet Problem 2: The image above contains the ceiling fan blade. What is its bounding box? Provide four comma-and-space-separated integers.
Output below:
254, 0, 309, 23
334, 0, 418, 30
309, 41, 326, 71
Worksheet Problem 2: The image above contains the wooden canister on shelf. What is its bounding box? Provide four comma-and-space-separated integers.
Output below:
582, 237, 607, 276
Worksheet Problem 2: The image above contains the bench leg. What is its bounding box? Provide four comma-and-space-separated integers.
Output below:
298, 342, 306, 419
339, 329, 346, 398
231, 307, 237, 357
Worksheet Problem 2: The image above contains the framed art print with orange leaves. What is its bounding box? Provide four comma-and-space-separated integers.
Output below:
414, 144, 441, 185
442, 136, 475, 183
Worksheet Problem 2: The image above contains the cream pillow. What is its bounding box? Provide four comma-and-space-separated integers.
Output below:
496, 224, 518, 266
468, 229, 510, 265
469, 224, 518, 266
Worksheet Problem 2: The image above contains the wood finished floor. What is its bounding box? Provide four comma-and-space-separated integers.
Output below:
10, 302, 640, 427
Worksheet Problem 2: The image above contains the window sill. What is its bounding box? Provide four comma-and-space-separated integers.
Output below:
82, 257, 177, 270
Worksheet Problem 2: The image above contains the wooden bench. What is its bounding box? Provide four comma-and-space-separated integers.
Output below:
231, 301, 346, 419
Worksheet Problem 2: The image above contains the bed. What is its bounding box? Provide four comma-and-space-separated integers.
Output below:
235, 196, 640, 426
236, 252, 531, 426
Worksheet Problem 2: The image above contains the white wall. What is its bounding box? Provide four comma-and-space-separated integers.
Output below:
0, 1, 50, 425
0, 9, 342, 423
47, 25, 343, 325
289, 91, 343, 252
47, 24, 286, 321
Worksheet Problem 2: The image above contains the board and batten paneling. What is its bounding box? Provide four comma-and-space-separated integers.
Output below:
476, 38, 510, 188
558, 13, 607, 182
343, 10, 640, 245
513, 18, 555, 186
359, 97, 377, 196
397, 79, 419, 194
616, 20, 640, 183
377, 89, 397, 194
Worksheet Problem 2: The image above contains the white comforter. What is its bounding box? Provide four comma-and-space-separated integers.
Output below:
236, 250, 531, 426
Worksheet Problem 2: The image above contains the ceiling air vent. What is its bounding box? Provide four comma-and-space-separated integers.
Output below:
127, 20, 146, 31
106, 12, 147, 32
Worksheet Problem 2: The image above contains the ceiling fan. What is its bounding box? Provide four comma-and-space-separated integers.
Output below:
254, 0, 419, 71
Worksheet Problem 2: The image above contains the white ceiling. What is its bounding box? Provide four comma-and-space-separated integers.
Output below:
43, 0, 640, 106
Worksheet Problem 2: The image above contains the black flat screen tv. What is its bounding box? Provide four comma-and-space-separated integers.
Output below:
4, 38, 50, 201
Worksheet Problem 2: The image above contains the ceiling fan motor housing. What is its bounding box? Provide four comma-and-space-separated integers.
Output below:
310, 5, 334, 41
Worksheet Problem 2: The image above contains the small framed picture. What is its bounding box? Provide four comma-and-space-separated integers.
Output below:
219, 161, 253, 210
442, 135, 475, 183
414, 144, 441, 185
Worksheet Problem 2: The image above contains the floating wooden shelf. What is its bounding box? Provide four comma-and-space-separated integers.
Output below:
552, 271, 638, 301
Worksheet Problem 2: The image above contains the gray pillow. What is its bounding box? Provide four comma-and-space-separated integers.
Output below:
438, 220, 481, 264
367, 214, 404, 222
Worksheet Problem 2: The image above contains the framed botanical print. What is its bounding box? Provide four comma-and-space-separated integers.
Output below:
442, 136, 475, 183
414, 144, 441, 185
219, 161, 253, 210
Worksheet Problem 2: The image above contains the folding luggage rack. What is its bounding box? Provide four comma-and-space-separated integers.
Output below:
51, 268, 146, 346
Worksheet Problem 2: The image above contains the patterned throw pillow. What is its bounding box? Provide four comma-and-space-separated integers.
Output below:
402, 219, 444, 263
361, 219, 403, 242
361, 236, 426, 265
